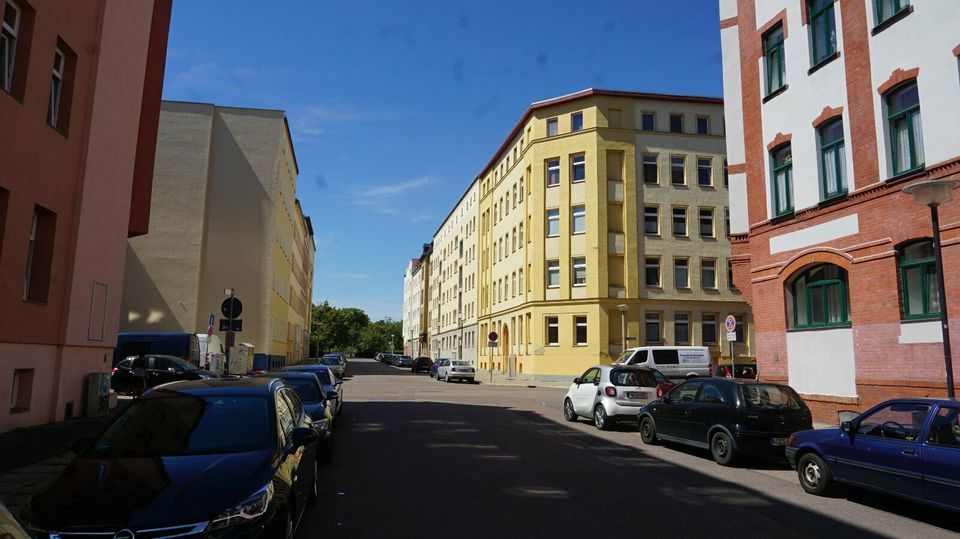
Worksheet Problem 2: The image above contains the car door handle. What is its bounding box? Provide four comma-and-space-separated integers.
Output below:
901, 448, 916, 456
684, 410, 691, 415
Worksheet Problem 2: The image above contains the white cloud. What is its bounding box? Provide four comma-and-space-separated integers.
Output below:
349, 176, 433, 210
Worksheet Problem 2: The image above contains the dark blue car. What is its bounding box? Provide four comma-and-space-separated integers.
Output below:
786, 398, 960, 512
281, 365, 344, 416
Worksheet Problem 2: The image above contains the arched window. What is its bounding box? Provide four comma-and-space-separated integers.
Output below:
787, 264, 850, 328
899, 240, 940, 319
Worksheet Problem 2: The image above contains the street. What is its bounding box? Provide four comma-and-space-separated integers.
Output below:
299, 359, 960, 538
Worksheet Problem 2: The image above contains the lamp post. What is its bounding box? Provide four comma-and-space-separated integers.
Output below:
618, 304, 628, 356
903, 179, 957, 399
458, 316, 464, 362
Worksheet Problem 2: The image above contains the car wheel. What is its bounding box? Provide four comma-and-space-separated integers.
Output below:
445, 373, 451, 383
639, 416, 659, 445
710, 431, 738, 466
308, 461, 320, 505
562, 399, 578, 422
267, 502, 295, 539
797, 453, 833, 495
593, 405, 611, 431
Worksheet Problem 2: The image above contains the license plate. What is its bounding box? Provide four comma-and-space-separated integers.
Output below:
627, 392, 649, 400
770, 437, 788, 446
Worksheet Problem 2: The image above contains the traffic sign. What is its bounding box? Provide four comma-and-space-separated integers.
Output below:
726, 331, 737, 342
488, 331, 498, 342
488, 341, 498, 348
221, 297, 243, 318
724, 315, 737, 333
220, 319, 243, 332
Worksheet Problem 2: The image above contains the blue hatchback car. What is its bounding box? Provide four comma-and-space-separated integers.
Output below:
786, 398, 960, 512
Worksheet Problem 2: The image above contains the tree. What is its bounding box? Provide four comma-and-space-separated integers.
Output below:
310, 302, 394, 357
356, 318, 403, 357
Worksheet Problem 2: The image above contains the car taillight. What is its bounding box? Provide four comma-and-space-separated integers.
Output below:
656, 386, 664, 398
604, 386, 617, 398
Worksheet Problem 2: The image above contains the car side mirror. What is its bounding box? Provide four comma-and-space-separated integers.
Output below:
326, 390, 339, 399
592, 380, 600, 386
573, 377, 580, 385
289, 426, 319, 450
840, 421, 853, 435
70, 435, 93, 455
661, 395, 671, 404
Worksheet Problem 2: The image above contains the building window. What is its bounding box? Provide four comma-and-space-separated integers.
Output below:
518, 223, 524, 243
696, 115, 709, 135
671, 155, 685, 185
571, 154, 586, 182
771, 144, 794, 216
24, 206, 56, 303
575, 316, 587, 345
876, 0, 909, 25
672, 207, 687, 237
546, 159, 560, 186
724, 208, 730, 238
47, 46, 65, 128
644, 206, 659, 235
572, 257, 586, 286
511, 228, 516, 252
701, 259, 717, 290
547, 260, 560, 288
513, 185, 518, 208
10, 368, 33, 411
1, 0, 20, 92
546, 317, 559, 345
702, 314, 718, 344
674, 313, 690, 344
519, 179, 524, 202
642, 154, 659, 184
699, 208, 714, 238
886, 81, 923, 175
571, 205, 585, 234
642, 111, 656, 131
763, 23, 786, 96
819, 118, 847, 199
519, 269, 524, 292
512, 272, 517, 297
788, 263, 850, 328
571, 112, 583, 132
645, 312, 661, 343
547, 118, 558, 136
645, 257, 661, 287
900, 240, 940, 319
674, 258, 689, 289
607, 108, 622, 128
723, 158, 729, 187
697, 157, 712, 186
808, 0, 837, 66
734, 315, 746, 343
669, 113, 683, 133
546, 209, 560, 237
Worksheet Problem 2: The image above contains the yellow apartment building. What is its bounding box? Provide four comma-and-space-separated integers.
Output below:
473, 89, 753, 380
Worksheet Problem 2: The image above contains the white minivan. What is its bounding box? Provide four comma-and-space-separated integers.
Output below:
197, 334, 226, 371
613, 346, 711, 379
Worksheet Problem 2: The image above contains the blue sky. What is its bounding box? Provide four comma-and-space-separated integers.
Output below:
161, 0, 724, 321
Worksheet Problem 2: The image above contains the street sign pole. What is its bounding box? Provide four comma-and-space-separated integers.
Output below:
225, 291, 234, 378
724, 315, 738, 378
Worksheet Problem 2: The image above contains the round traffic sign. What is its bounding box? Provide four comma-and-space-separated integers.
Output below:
221, 297, 243, 318
488, 331, 498, 342
724, 315, 737, 333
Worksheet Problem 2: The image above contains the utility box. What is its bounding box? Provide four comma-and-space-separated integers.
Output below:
85, 372, 111, 417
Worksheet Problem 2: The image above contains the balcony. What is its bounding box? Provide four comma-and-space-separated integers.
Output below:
608, 232, 625, 255
608, 286, 626, 298
607, 180, 624, 203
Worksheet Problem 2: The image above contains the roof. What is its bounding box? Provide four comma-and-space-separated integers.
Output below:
152, 377, 281, 395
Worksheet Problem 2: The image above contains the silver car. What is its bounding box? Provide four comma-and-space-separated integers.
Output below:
562, 365, 659, 430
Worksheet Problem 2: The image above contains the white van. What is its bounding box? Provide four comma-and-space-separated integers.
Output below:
197, 334, 226, 371
613, 346, 711, 379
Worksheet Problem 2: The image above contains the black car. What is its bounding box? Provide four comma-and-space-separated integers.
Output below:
256, 371, 335, 463
111, 354, 219, 396
638, 378, 812, 466
22, 378, 319, 538
411, 356, 433, 373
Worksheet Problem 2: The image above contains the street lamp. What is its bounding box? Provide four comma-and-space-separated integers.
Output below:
618, 304, 628, 356
458, 316, 464, 361
903, 178, 957, 399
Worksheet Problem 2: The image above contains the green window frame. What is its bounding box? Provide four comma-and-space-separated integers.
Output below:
886, 81, 923, 175
808, 0, 837, 66
899, 240, 940, 320
763, 24, 785, 96
876, 0, 908, 25
819, 118, 846, 200
770, 144, 793, 217
789, 264, 850, 329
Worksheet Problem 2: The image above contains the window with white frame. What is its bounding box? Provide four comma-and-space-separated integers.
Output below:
546, 209, 560, 237
644, 205, 659, 235
671, 155, 685, 185
645, 257, 661, 287
571, 205, 585, 234
674, 258, 689, 289
642, 154, 659, 183
547, 117, 558, 136
701, 259, 717, 289
674, 313, 690, 344
575, 316, 587, 345
697, 157, 713, 186
572, 257, 586, 286
645, 312, 661, 343
547, 260, 560, 287
699, 207, 714, 238
1, 0, 20, 92
672, 207, 687, 237
571, 154, 586, 182
702, 313, 718, 344
47, 47, 65, 128
546, 159, 560, 186
571, 111, 583, 132
546, 317, 559, 345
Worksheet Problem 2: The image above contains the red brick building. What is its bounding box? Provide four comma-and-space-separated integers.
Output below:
719, 0, 960, 421
0, 0, 171, 431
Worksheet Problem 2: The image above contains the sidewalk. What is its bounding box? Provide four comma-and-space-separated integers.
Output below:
474, 370, 570, 389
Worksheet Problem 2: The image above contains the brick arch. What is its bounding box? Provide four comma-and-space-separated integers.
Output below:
877, 67, 920, 95
777, 248, 853, 280
767, 132, 792, 152
812, 105, 844, 129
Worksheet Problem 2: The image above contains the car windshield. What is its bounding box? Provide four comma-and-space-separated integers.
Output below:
89, 392, 273, 457
610, 369, 656, 387
451, 361, 470, 367
284, 379, 321, 403
165, 356, 197, 371
614, 351, 633, 364
320, 357, 340, 365
741, 384, 805, 410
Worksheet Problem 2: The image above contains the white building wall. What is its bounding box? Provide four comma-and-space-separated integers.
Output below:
786, 328, 858, 397
721, 25, 750, 234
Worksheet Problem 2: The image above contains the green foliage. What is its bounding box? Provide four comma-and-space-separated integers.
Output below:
356, 318, 403, 357
310, 301, 395, 358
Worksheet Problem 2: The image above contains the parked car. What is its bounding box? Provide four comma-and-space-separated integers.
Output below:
613, 346, 711, 379
110, 354, 218, 396
320, 354, 346, 377
786, 398, 960, 512
395, 355, 414, 368
639, 378, 812, 466
113, 332, 201, 368
563, 365, 659, 430
256, 371, 334, 462
21, 378, 320, 537
412, 356, 433, 373
436, 360, 475, 383
281, 365, 344, 416
375, 352, 389, 362
430, 358, 449, 378
649, 367, 677, 398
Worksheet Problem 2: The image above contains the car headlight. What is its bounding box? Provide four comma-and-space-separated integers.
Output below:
208, 482, 273, 530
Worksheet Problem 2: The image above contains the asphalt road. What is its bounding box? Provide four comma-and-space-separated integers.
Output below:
297, 358, 960, 538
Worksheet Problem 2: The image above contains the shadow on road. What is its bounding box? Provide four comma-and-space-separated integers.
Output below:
302, 399, 960, 538
341, 358, 420, 377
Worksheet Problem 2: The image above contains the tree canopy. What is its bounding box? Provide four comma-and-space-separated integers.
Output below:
310, 301, 400, 358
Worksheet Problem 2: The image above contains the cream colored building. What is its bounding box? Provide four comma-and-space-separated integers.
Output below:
429, 181, 479, 362
401, 258, 422, 356
471, 89, 753, 379
120, 101, 315, 371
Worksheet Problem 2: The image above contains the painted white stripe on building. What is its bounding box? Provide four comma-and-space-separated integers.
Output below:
769, 214, 859, 254
899, 321, 943, 344
786, 328, 857, 398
